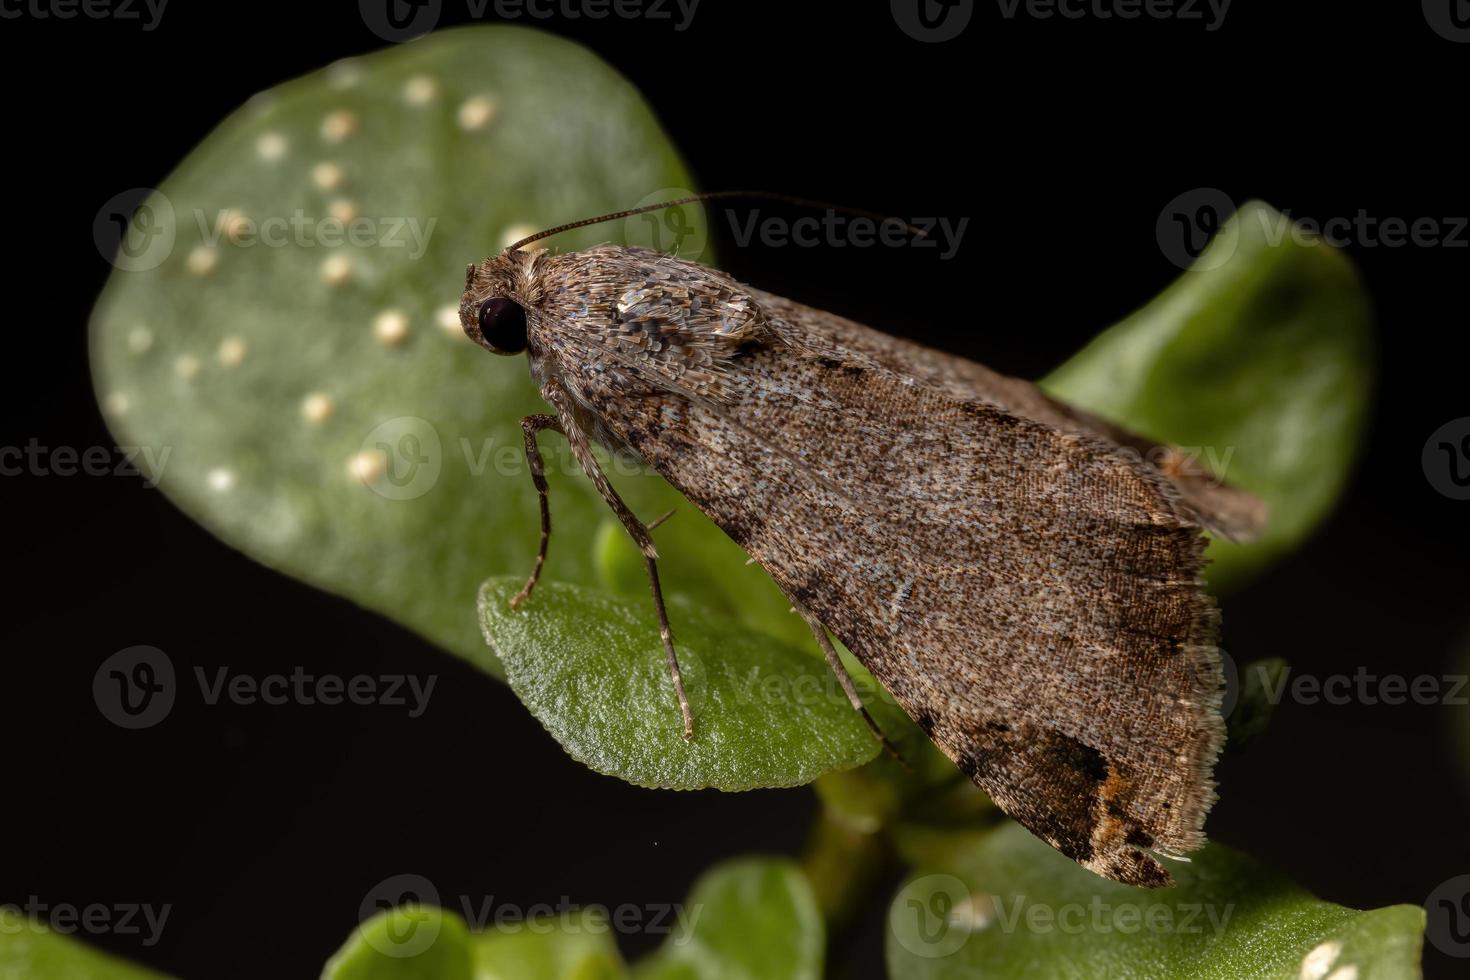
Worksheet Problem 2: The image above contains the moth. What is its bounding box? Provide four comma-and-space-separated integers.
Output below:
459, 195, 1266, 888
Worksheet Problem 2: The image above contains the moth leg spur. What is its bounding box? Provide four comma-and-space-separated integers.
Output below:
509, 414, 562, 609
787, 596, 907, 767
544, 391, 696, 741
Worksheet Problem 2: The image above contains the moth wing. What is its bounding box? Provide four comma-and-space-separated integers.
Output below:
607, 342, 1225, 888
751, 289, 1267, 542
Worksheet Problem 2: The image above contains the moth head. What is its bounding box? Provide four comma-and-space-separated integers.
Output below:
460, 254, 532, 356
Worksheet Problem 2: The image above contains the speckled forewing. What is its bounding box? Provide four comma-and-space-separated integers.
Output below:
750, 289, 1267, 541
587, 336, 1225, 888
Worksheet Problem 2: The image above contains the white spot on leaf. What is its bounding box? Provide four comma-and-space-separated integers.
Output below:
1300, 940, 1342, 980
186, 246, 218, 277
403, 75, 438, 106
320, 254, 352, 286
174, 355, 200, 380
312, 161, 346, 191
320, 109, 359, 144
458, 95, 495, 131
217, 336, 247, 367
348, 449, 386, 485
206, 468, 236, 493
256, 132, 288, 162
373, 309, 410, 347
301, 392, 334, 425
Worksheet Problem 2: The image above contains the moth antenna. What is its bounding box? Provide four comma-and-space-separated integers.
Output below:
504, 191, 930, 253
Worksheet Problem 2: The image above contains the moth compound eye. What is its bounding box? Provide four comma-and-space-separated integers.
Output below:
476, 296, 528, 355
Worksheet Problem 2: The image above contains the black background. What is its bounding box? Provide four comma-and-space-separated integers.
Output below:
4, 2, 1469, 978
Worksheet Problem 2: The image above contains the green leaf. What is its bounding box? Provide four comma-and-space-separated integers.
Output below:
87, 25, 814, 680
321, 906, 627, 980
474, 912, 627, 980
322, 907, 475, 980
1043, 200, 1374, 590
0, 908, 173, 979
635, 859, 823, 980
478, 578, 879, 790
885, 822, 1424, 979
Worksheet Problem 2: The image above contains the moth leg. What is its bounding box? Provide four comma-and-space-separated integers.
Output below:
509, 414, 563, 609
545, 394, 695, 740
788, 596, 908, 768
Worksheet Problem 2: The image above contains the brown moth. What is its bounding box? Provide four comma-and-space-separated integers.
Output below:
459, 198, 1265, 888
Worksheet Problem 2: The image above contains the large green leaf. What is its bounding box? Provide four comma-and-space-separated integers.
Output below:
478, 578, 879, 790
0, 909, 172, 980
634, 859, 823, 980
87, 25, 811, 679
1043, 200, 1374, 589
886, 822, 1423, 979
